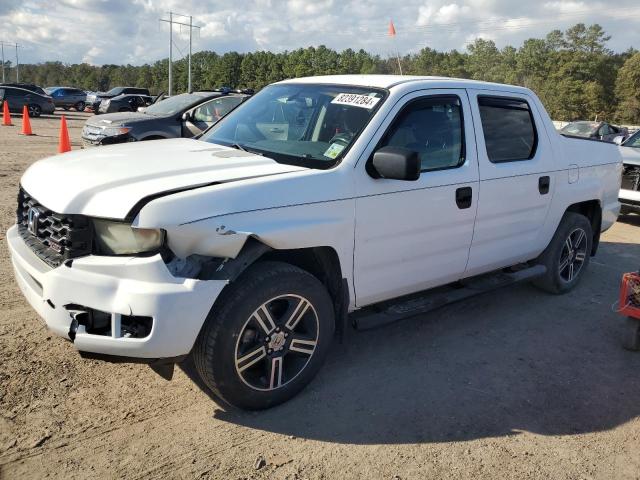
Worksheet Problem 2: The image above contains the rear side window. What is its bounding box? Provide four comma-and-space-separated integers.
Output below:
478, 96, 537, 163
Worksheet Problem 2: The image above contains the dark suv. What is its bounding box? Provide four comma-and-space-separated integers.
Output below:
45, 87, 87, 111
87, 87, 151, 113
82, 90, 251, 146
0, 83, 48, 96
0, 86, 55, 117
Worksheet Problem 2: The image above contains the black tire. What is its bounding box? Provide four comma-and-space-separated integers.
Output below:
28, 104, 41, 117
62, 106, 69, 111
118, 107, 129, 112
193, 261, 335, 410
532, 211, 593, 294
75, 101, 85, 112
623, 317, 640, 351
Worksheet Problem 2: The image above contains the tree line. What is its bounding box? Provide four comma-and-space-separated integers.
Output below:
5, 23, 640, 124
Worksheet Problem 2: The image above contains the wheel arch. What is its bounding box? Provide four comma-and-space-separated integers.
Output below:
239, 243, 349, 340
565, 199, 602, 255
187, 240, 350, 340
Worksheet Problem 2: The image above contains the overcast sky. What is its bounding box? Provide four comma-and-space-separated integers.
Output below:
1, 0, 639, 66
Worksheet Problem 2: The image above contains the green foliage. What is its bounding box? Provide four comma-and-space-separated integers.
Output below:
8, 23, 639, 123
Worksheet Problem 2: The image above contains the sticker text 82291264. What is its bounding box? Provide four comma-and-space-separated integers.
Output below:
331, 93, 381, 109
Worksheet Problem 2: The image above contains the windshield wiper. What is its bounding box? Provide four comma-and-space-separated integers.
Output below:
229, 143, 263, 156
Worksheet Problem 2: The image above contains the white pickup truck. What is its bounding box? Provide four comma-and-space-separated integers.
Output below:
8, 75, 622, 409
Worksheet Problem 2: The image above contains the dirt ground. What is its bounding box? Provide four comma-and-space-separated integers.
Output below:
0, 111, 639, 480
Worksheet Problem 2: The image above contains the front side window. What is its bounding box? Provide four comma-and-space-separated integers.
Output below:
201, 84, 386, 169
478, 96, 537, 163
194, 96, 243, 123
377, 95, 465, 172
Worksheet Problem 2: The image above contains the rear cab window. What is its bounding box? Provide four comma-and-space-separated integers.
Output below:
477, 96, 537, 163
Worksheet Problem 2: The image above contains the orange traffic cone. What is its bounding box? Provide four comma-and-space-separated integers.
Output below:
2, 101, 12, 126
58, 115, 71, 153
20, 105, 33, 136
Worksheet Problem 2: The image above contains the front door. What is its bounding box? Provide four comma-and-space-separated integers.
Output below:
353, 90, 479, 306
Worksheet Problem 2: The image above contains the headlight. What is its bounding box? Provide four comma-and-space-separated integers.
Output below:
93, 219, 165, 255
101, 126, 131, 136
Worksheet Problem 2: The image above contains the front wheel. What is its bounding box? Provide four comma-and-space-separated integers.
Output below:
28, 104, 41, 117
193, 261, 335, 410
532, 212, 593, 294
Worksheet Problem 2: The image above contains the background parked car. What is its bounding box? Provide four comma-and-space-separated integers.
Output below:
0, 83, 48, 96
560, 121, 629, 142
45, 87, 87, 111
87, 87, 151, 113
82, 89, 251, 146
619, 129, 640, 215
98, 94, 154, 114
0, 86, 55, 117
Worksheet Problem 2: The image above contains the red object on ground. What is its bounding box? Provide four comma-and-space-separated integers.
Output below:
2, 101, 12, 126
58, 115, 71, 153
20, 105, 33, 135
619, 272, 640, 319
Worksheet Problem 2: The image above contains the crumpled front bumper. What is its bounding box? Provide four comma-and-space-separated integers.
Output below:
7, 225, 226, 358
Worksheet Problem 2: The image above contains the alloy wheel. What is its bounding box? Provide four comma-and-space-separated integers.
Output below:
558, 227, 588, 283
234, 294, 319, 391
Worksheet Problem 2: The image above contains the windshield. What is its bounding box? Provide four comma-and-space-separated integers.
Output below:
561, 122, 597, 137
201, 83, 386, 168
144, 93, 207, 116
623, 130, 640, 148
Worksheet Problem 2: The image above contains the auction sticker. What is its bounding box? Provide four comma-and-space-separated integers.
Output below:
331, 93, 381, 109
323, 143, 346, 159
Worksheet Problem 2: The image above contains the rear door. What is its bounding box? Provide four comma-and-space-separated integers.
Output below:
464, 90, 556, 277
353, 90, 479, 306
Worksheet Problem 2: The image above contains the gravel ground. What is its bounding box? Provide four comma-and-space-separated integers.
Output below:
1, 111, 639, 480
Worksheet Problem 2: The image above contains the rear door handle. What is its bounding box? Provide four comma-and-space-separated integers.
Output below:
456, 186, 472, 209
539, 176, 550, 195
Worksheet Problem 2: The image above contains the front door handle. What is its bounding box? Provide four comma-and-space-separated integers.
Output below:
539, 176, 550, 195
456, 186, 472, 209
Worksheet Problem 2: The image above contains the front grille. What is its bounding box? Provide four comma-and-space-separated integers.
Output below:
622, 164, 640, 191
17, 188, 93, 267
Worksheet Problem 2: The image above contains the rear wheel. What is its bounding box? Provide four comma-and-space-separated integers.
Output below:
533, 212, 593, 294
193, 261, 335, 410
75, 101, 85, 111
28, 104, 41, 117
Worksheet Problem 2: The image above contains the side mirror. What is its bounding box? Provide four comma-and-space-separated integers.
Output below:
613, 135, 624, 145
371, 146, 420, 181
181, 111, 191, 121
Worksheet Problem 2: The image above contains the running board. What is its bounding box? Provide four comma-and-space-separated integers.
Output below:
351, 264, 547, 330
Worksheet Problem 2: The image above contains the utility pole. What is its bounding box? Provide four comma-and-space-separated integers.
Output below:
159, 12, 200, 95
15, 43, 19, 82
1, 41, 20, 83
188, 15, 192, 92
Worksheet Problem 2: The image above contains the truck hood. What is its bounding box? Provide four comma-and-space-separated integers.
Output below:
21, 138, 307, 220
